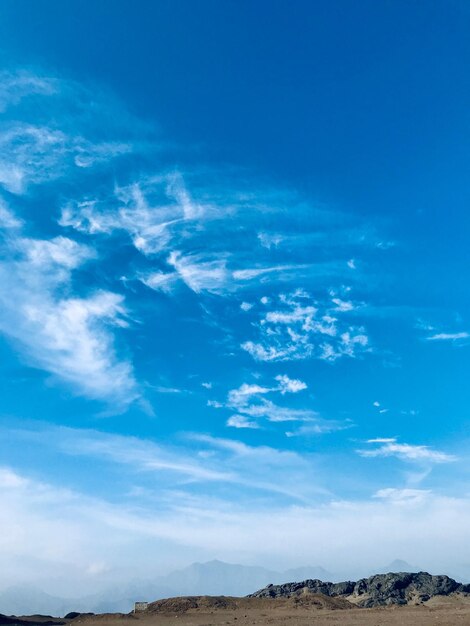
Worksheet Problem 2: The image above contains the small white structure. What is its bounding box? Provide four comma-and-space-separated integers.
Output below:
134, 602, 149, 613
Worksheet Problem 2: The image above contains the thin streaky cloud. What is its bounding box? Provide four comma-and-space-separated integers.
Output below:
367, 437, 397, 443
0, 70, 57, 112
358, 439, 456, 463
232, 264, 309, 280
426, 332, 470, 342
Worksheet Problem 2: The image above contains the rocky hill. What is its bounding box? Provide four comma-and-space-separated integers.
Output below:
248, 572, 470, 607
146, 593, 356, 613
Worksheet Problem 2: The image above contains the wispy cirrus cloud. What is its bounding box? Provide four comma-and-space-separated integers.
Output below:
0, 73, 145, 408
0, 68, 378, 418
0, 70, 57, 112
416, 319, 470, 345
367, 437, 396, 443
59, 154, 371, 304
15, 423, 326, 502
0, 123, 132, 195
166, 250, 230, 295
155, 252, 311, 296
0, 70, 143, 196
374, 488, 432, 502
0, 196, 23, 229
57, 427, 235, 483
0, 207, 138, 407
60, 173, 198, 255
426, 331, 470, 342
189, 432, 327, 500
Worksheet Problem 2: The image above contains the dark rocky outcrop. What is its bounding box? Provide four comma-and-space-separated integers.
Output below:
248, 572, 470, 607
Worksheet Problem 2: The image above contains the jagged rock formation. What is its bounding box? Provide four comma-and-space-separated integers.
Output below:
248, 572, 470, 607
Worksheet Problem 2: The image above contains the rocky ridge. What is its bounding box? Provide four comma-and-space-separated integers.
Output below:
144, 593, 356, 614
248, 571, 470, 608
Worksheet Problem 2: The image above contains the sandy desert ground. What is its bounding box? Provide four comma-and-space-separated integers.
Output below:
69, 594, 470, 626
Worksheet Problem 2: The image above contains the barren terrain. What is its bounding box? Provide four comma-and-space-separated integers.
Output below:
68, 593, 470, 626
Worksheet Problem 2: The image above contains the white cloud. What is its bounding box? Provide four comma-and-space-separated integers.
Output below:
286, 420, 349, 437
140, 270, 179, 293
427, 332, 470, 342
275, 374, 307, 394
374, 488, 431, 502
371, 403, 389, 414
232, 264, 308, 280
211, 377, 323, 429
240, 301, 253, 311
23, 425, 323, 504
257, 232, 283, 248
61, 172, 238, 277
367, 437, 397, 443
242, 291, 369, 362
22, 292, 136, 401
358, 440, 455, 464
20, 235, 96, 269
165, 171, 206, 220
0, 467, 29, 489
0, 125, 65, 194
0, 70, 57, 112
0, 231, 138, 407
60, 180, 181, 255
331, 297, 355, 312
227, 382, 272, 404
189, 433, 322, 500
61, 173, 348, 301
0, 198, 23, 229
265, 303, 318, 325
376, 240, 396, 249
0, 71, 139, 196
148, 253, 311, 296
241, 341, 289, 361
167, 250, 230, 294
58, 428, 234, 483
226, 415, 260, 429
0, 124, 131, 195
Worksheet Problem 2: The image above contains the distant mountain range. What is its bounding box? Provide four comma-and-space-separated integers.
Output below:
0, 560, 332, 615
0, 559, 465, 616
377, 559, 417, 573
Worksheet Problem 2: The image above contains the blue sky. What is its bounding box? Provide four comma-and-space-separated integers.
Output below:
0, 0, 470, 592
